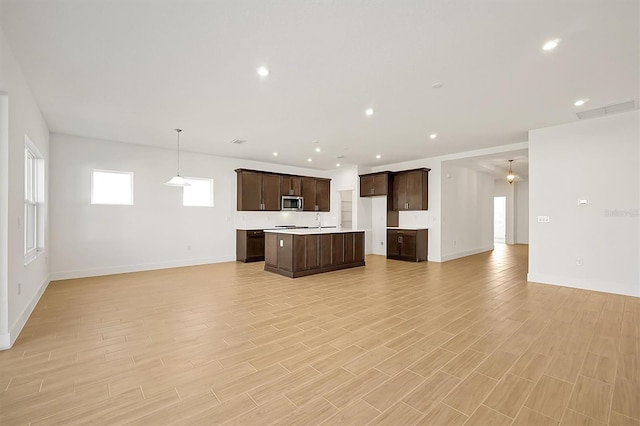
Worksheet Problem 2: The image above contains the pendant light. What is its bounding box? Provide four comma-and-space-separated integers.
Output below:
165, 129, 190, 186
506, 160, 515, 184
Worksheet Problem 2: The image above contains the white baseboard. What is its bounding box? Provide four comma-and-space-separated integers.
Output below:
50, 256, 236, 281
441, 245, 494, 262
527, 273, 640, 298
2, 276, 50, 350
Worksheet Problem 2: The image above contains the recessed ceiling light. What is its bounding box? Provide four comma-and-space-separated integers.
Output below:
432, 82, 443, 89
315, 147, 321, 153
542, 39, 560, 51
336, 163, 341, 167
307, 158, 312, 162
376, 154, 381, 159
272, 152, 278, 156
429, 133, 438, 140
574, 99, 589, 106
257, 66, 269, 77
365, 108, 374, 116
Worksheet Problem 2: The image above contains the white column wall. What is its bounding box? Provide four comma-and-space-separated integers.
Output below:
0, 27, 51, 349
528, 110, 639, 297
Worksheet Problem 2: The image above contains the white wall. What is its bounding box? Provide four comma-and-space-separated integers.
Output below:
529, 110, 639, 297
49, 134, 344, 280
0, 26, 50, 349
441, 164, 494, 261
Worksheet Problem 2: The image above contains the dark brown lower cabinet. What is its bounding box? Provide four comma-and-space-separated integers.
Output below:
387, 229, 428, 262
265, 231, 365, 278
236, 230, 265, 262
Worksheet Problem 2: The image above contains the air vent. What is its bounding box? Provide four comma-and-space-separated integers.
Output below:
336, 155, 345, 159
577, 100, 636, 120
229, 139, 246, 145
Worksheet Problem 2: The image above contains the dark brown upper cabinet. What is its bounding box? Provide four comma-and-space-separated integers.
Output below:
236, 170, 281, 211
392, 168, 430, 211
236, 169, 330, 212
359, 172, 390, 197
301, 177, 330, 212
281, 175, 301, 196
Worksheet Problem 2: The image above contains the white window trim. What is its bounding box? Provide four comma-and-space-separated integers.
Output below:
91, 169, 134, 205
24, 136, 44, 265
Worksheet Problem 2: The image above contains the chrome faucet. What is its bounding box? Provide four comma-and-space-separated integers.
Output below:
315, 213, 321, 229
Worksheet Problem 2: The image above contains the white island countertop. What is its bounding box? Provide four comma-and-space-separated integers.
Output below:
264, 228, 368, 235
386, 227, 430, 230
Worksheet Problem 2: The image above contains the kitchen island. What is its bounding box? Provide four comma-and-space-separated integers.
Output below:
264, 228, 365, 278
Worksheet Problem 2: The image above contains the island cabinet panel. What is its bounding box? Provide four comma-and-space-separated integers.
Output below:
293, 235, 320, 272
265, 233, 278, 268
331, 234, 344, 265
354, 233, 365, 262
265, 231, 365, 278
387, 229, 428, 262
320, 234, 333, 267
277, 234, 293, 272
305, 235, 320, 269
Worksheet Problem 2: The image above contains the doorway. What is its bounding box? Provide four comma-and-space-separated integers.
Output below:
339, 190, 353, 229
494, 196, 506, 244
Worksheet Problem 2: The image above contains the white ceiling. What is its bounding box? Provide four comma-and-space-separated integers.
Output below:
1, 0, 638, 170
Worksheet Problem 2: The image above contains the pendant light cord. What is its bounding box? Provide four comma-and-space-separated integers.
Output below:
176, 128, 182, 176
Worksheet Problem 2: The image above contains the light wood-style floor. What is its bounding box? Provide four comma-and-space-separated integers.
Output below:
1, 245, 638, 425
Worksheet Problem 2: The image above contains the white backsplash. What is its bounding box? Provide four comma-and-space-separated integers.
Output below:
234, 211, 337, 229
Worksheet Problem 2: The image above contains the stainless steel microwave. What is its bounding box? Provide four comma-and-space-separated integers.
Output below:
281, 196, 303, 211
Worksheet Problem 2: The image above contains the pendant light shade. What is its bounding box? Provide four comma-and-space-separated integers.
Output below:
506, 159, 515, 184
165, 129, 190, 186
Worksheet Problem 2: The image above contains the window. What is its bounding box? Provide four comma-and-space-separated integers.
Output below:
24, 138, 44, 263
91, 170, 133, 205
183, 177, 214, 207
